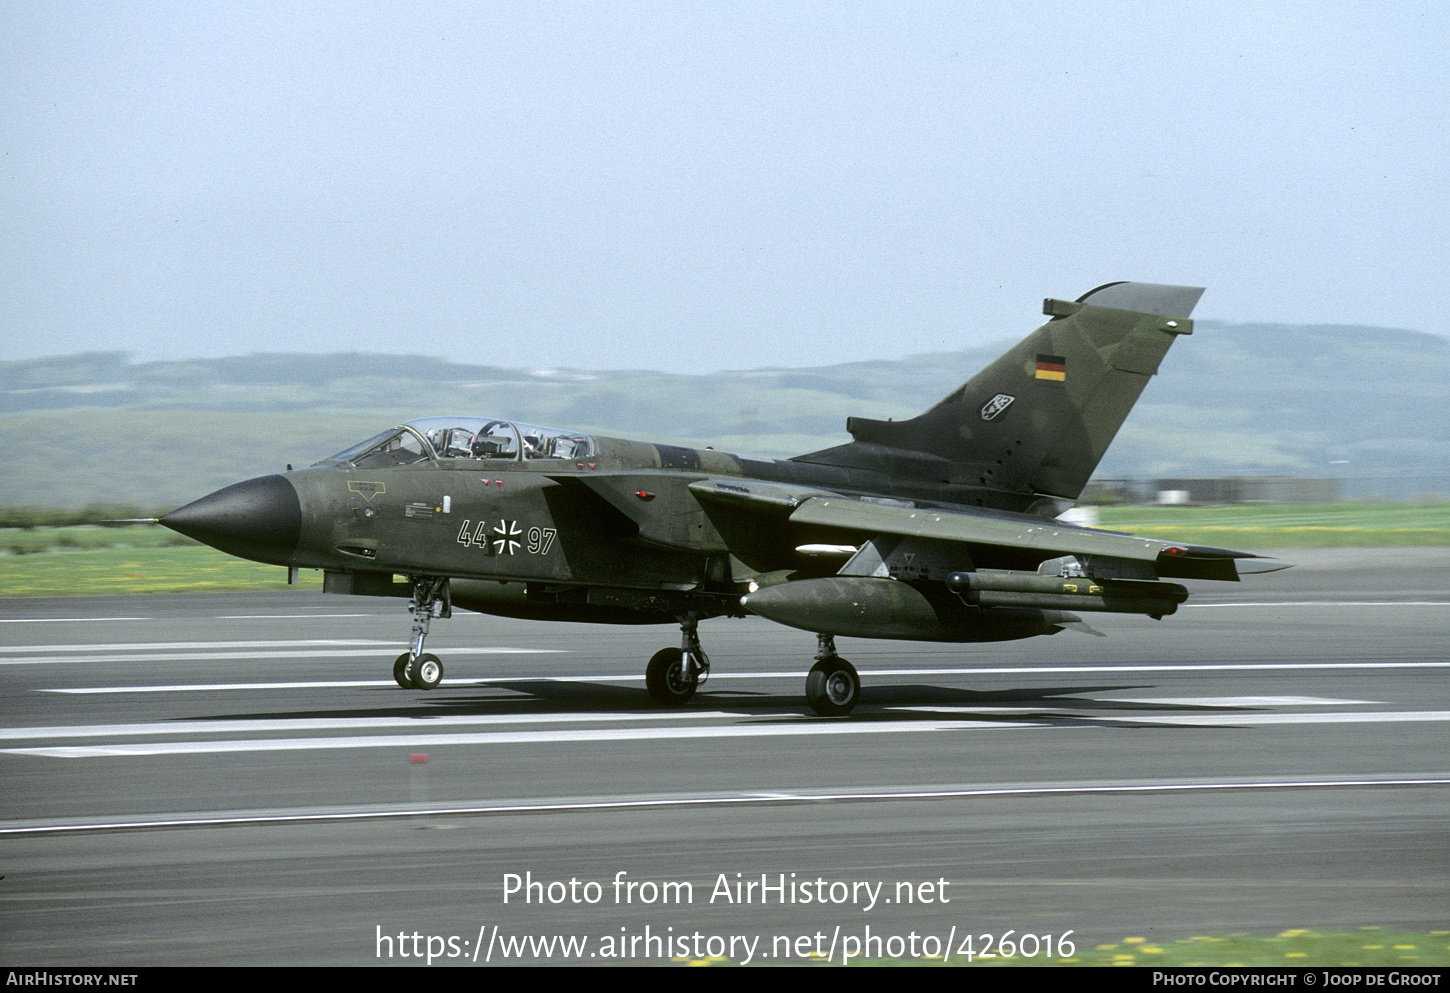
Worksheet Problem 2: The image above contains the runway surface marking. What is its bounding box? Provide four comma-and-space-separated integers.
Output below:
45, 679, 507, 693
5, 777, 1447, 835
0, 647, 563, 665
0, 639, 565, 654
1186, 601, 1450, 608
42, 659, 1450, 694
892, 707, 1450, 726
8, 706, 1449, 758
0, 694, 1387, 740
1089, 695, 1376, 706
217, 613, 373, 619
0, 639, 406, 652
886, 695, 1378, 715
3, 719, 1023, 757
0, 617, 152, 624
0, 710, 758, 740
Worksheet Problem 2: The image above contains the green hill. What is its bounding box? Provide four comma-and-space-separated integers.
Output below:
2, 320, 1446, 508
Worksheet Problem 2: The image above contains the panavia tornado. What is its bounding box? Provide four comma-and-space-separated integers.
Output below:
160, 281, 1285, 715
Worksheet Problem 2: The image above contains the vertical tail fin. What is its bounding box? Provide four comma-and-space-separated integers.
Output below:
796, 282, 1204, 501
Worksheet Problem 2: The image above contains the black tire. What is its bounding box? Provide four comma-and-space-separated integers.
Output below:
406, 652, 444, 691
646, 647, 696, 706
393, 653, 415, 689
806, 657, 860, 716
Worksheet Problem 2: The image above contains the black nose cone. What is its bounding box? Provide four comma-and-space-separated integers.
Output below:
161, 474, 301, 565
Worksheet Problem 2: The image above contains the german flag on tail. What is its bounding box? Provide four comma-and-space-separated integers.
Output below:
1035, 354, 1066, 382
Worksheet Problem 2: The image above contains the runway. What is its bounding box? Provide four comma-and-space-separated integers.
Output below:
2, 549, 1448, 964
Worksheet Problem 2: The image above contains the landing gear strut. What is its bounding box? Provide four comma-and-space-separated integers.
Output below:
646, 613, 710, 706
805, 633, 860, 716
394, 576, 450, 690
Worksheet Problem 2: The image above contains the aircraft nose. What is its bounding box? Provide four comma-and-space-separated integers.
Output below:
160, 474, 302, 565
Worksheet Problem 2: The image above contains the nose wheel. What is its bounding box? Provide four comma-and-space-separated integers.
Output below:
392, 577, 450, 690
406, 653, 443, 690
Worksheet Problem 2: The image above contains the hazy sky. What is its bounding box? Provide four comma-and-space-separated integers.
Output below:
4, 1, 1447, 373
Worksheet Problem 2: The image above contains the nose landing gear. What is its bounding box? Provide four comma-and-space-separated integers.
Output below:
393, 576, 450, 690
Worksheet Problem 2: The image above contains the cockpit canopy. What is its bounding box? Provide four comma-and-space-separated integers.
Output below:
320, 417, 596, 469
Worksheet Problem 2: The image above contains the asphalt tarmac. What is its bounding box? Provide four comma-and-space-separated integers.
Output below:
1, 548, 1447, 965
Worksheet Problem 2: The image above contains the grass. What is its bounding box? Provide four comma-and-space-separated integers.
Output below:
0, 523, 195, 556
676, 928, 1450, 966
1094, 503, 1450, 548
0, 544, 321, 597
1047, 928, 1450, 968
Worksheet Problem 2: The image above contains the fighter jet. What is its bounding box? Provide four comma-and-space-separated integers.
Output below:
160, 281, 1283, 715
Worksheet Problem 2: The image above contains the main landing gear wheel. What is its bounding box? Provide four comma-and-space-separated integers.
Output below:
405, 653, 444, 691
393, 653, 414, 689
806, 657, 860, 717
646, 647, 698, 706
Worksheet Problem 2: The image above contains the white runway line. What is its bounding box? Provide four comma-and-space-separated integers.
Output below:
0, 646, 563, 665
217, 613, 373, 619
1086, 695, 1376, 707
0, 710, 757, 740
0, 638, 403, 653
44, 678, 557, 693
1186, 601, 1450, 608
40, 659, 1450, 694
5, 776, 1449, 835
9, 709, 1450, 759
0, 617, 152, 623
1091, 710, 1450, 727
6, 719, 1023, 758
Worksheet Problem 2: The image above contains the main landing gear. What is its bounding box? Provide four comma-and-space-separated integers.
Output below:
393, 576, 450, 690
646, 613, 710, 706
805, 633, 860, 717
643, 621, 861, 716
